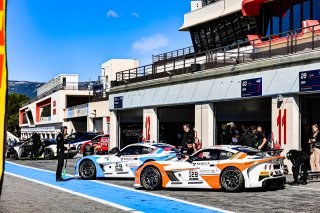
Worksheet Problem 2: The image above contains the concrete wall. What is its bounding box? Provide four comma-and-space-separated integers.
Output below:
101, 59, 139, 87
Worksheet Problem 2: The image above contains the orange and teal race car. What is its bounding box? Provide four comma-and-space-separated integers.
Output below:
134, 146, 286, 192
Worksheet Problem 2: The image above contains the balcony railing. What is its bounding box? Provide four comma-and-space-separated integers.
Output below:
114, 24, 320, 86
65, 103, 89, 119
22, 82, 93, 107
153, 46, 195, 63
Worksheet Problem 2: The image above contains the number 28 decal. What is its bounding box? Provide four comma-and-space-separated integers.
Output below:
189, 171, 199, 180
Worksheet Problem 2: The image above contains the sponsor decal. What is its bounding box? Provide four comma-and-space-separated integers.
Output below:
260, 171, 269, 176
192, 162, 210, 166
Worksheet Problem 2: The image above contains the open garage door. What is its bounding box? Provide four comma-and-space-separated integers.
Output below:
158, 105, 195, 146
216, 98, 272, 145
119, 109, 143, 148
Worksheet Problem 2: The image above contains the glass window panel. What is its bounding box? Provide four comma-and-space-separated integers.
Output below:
282, 3, 291, 33
199, 28, 208, 50
192, 30, 202, 51
224, 17, 236, 45
303, 0, 311, 21
313, 0, 320, 20
293, 1, 302, 31
272, 1, 281, 35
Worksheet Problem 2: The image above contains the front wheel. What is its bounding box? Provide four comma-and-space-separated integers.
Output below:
79, 160, 96, 180
44, 149, 54, 160
220, 167, 244, 192
140, 166, 162, 190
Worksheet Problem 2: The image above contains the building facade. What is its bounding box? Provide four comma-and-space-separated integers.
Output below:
19, 60, 139, 139
108, 0, 320, 168
20, 74, 93, 139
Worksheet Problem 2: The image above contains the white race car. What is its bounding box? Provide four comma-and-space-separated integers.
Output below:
134, 146, 286, 192
74, 143, 178, 180
6, 139, 77, 160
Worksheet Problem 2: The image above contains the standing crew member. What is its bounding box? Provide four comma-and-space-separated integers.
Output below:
309, 124, 320, 172
181, 124, 195, 151
31, 133, 40, 160
56, 126, 68, 181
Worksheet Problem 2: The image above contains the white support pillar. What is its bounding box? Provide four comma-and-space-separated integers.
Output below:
195, 103, 215, 147
87, 117, 94, 132
109, 111, 119, 149
272, 95, 300, 171
143, 108, 158, 142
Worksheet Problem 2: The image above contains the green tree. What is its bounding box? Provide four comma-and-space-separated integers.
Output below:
7, 93, 30, 137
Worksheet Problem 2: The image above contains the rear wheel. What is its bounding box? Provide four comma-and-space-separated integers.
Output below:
79, 160, 96, 180
220, 167, 244, 192
44, 149, 54, 160
8, 151, 18, 160
77, 145, 83, 154
83, 145, 94, 156
140, 166, 162, 190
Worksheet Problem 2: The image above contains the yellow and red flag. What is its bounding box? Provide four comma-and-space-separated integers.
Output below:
0, 0, 7, 195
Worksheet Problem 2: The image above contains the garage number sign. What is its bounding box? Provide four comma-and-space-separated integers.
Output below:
114, 96, 123, 109
241, 78, 262, 97
300, 70, 320, 92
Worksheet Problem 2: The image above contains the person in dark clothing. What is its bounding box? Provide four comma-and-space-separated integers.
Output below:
31, 133, 41, 160
185, 141, 197, 156
287, 150, 310, 185
239, 126, 256, 148
181, 124, 195, 150
256, 126, 268, 151
56, 126, 68, 181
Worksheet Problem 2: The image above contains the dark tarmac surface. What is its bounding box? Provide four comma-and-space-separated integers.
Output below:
2, 155, 320, 212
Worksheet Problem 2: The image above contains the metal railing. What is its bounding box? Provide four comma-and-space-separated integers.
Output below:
114, 24, 320, 86
22, 82, 93, 107
65, 103, 89, 119
153, 46, 195, 63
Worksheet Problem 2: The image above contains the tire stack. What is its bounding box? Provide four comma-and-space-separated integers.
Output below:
83, 145, 94, 156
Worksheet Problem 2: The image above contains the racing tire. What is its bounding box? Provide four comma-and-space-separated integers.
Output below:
79, 160, 96, 180
8, 151, 18, 160
220, 167, 244, 192
108, 147, 120, 154
43, 149, 54, 160
77, 145, 83, 154
140, 166, 162, 190
83, 145, 94, 157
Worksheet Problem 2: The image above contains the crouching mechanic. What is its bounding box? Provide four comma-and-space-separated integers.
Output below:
287, 150, 310, 185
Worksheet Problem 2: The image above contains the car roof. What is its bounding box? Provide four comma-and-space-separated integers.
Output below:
124, 142, 174, 149
203, 145, 259, 153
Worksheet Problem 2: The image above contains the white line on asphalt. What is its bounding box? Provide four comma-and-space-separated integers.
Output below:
5, 161, 233, 213
4, 171, 142, 213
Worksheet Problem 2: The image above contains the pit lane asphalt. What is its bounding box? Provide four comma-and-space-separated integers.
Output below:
4, 155, 320, 213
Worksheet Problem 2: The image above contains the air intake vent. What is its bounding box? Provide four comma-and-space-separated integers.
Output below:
166, 171, 179, 181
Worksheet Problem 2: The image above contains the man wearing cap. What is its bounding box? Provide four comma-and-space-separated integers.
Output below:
56, 126, 68, 181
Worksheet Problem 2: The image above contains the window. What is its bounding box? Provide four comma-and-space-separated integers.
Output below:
313, 0, 320, 20
219, 151, 234, 160
141, 146, 154, 154
192, 149, 220, 161
120, 146, 143, 155
257, 0, 319, 37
